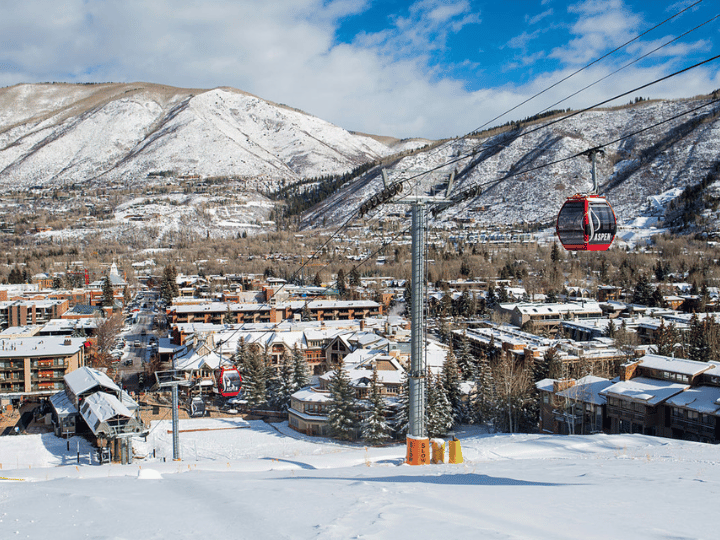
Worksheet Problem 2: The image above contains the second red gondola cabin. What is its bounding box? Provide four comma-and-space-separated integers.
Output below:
216, 366, 242, 398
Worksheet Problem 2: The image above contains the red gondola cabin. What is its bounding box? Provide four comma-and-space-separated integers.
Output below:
556, 194, 617, 251
216, 366, 242, 398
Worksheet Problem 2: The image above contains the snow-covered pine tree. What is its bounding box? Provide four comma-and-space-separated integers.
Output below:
473, 350, 496, 426
242, 347, 269, 408
441, 347, 463, 423
233, 337, 249, 366
651, 320, 678, 357
390, 371, 410, 439
101, 276, 114, 309
328, 367, 358, 441
456, 331, 477, 381
361, 369, 391, 445
292, 343, 310, 389
268, 350, 295, 411
426, 373, 453, 438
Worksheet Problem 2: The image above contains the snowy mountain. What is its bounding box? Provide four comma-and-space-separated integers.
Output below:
0, 82, 403, 187
3, 83, 719, 236
303, 95, 720, 232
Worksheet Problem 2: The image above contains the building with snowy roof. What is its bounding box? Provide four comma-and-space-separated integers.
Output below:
49, 366, 145, 461
0, 336, 86, 399
535, 352, 720, 443
600, 354, 716, 438
288, 387, 333, 437
536, 376, 614, 435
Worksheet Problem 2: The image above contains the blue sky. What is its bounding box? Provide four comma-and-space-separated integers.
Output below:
1, 0, 718, 139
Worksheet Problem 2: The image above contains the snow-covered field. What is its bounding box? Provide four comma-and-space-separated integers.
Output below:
0, 418, 717, 539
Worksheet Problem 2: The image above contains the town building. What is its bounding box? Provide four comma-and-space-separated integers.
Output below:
0, 336, 86, 401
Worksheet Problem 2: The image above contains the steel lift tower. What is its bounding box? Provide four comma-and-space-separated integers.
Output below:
358, 168, 454, 464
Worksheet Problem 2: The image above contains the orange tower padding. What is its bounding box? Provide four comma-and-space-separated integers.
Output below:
406, 435, 430, 465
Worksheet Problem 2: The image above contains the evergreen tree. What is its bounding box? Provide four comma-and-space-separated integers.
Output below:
403, 279, 412, 314
650, 286, 665, 308
498, 286, 509, 303
439, 294, 453, 317
328, 367, 358, 441
654, 260, 670, 282
473, 351, 495, 426
240, 347, 269, 407
632, 274, 653, 306
336, 269, 347, 299
313, 272, 322, 287
292, 344, 310, 389
606, 319, 617, 339
233, 337, 249, 366
349, 267, 361, 287
301, 302, 312, 322
268, 350, 295, 412
700, 282, 710, 312
456, 332, 477, 380
550, 242, 561, 264
687, 313, 707, 362
486, 286, 497, 308
160, 265, 179, 303
361, 369, 391, 445
123, 285, 131, 306
101, 276, 114, 309
391, 372, 410, 439
441, 347, 463, 422
687, 314, 720, 362
426, 373, 453, 438
7, 266, 24, 284
224, 305, 236, 325
651, 320, 678, 357
456, 290, 471, 318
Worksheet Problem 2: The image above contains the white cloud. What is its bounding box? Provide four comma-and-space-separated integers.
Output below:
526, 9, 554, 26
551, 1, 641, 64
0, 0, 717, 140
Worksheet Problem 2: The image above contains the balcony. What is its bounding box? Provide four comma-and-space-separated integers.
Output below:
606, 405, 647, 424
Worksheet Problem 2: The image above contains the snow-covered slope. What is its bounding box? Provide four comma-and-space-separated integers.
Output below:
0, 83, 394, 186
304, 96, 720, 230
1, 419, 718, 539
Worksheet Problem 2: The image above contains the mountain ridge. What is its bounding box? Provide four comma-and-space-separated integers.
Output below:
0, 82, 413, 188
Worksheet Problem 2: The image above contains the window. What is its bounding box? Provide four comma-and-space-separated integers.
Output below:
543, 393, 549, 404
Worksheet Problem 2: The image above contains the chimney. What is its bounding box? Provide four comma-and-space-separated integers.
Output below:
620, 360, 642, 381
64, 338, 72, 346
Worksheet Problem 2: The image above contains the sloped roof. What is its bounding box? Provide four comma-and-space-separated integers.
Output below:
174, 348, 231, 371
64, 366, 120, 397
666, 386, 720, 415
49, 390, 77, 418
81, 391, 132, 424
638, 354, 713, 377
556, 375, 614, 405
600, 376, 688, 406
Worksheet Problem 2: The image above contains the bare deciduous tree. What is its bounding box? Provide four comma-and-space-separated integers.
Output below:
92, 314, 124, 367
